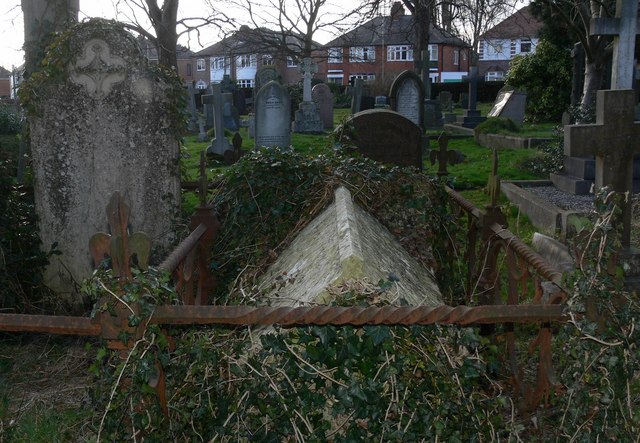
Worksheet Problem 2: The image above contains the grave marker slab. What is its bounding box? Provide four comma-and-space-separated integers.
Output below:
342, 109, 423, 169
293, 58, 323, 133
488, 88, 527, 125
255, 80, 291, 149
206, 83, 232, 156
29, 20, 181, 297
390, 70, 424, 128
312, 83, 334, 129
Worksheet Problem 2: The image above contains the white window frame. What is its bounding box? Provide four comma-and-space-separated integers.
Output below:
236, 54, 257, 68
349, 46, 376, 62
211, 56, 228, 70
520, 38, 532, 54
195, 80, 208, 89
287, 56, 298, 67
485, 71, 504, 81
262, 55, 274, 66
387, 45, 413, 61
328, 47, 343, 64
453, 49, 459, 66
349, 73, 376, 82
196, 58, 206, 71
428, 44, 438, 62
237, 79, 254, 88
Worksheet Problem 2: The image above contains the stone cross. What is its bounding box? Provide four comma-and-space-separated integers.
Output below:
299, 57, 317, 103
590, 0, 638, 89
351, 78, 364, 114
429, 132, 463, 176
467, 66, 480, 111
565, 89, 640, 247
205, 83, 231, 156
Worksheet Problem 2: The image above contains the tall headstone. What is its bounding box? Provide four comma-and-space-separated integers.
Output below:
222, 92, 240, 131
203, 84, 215, 129
293, 58, 323, 133
28, 20, 181, 298
351, 78, 364, 114
186, 82, 198, 131
457, 66, 486, 128
255, 80, 291, 149
206, 83, 232, 156
312, 83, 334, 129
390, 70, 424, 129
254, 65, 281, 94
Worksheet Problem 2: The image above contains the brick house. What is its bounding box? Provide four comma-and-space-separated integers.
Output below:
135, 36, 195, 85
322, 5, 470, 86
0, 66, 11, 99
477, 6, 543, 81
194, 26, 326, 89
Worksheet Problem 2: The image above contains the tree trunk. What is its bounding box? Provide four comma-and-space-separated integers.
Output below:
580, 59, 603, 114
146, 0, 179, 69
22, 0, 79, 77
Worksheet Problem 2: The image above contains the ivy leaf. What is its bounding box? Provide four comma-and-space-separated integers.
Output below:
364, 326, 391, 346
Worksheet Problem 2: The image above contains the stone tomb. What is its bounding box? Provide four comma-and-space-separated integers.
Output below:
293, 58, 323, 133
390, 70, 424, 128
257, 186, 441, 306
254, 80, 291, 149
29, 20, 181, 296
487, 88, 527, 125
312, 83, 334, 130
342, 109, 423, 169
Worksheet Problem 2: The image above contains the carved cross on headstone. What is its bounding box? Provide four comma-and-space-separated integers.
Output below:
565, 89, 640, 247
299, 57, 318, 103
429, 132, 464, 176
89, 192, 151, 279
70, 39, 126, 98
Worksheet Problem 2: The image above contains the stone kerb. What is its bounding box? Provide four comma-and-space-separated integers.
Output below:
28, 19, 181, 298
256, 186, 441, 306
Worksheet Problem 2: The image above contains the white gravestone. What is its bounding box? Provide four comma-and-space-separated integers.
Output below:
255, 80, 291, 149
390, 70, 424, 129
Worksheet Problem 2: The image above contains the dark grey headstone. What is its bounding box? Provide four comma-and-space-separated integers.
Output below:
255, 80, 291, 149
312, 83, 334, 129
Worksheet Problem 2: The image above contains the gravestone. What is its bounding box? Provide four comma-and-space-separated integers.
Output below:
219, 74, 236, 93
186, 82, 198, 131
222, 92, 240, 131
293, 58, 323, 133
28, 20, 181, 298
312, 83, 334, 129
351, 78, 364, 114
457, 66, 486, 128
340, 109, 422, 169
255, 80, 291, 149
390, 70, 424, 129
203, 84, 215, 129
375, 96, 389, 108
254, 65, 281, 94
487, 88, 527, 125
257, 186, 441, 306
206, 83, 232, 156
552, 89, 640, 247
438, 91, 453, 112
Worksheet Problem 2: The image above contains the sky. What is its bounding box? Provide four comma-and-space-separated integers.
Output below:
0, 0, 362, 71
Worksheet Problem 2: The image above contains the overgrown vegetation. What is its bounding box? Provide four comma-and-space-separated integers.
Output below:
507, 39, 572, 122
474, 117, 520, 135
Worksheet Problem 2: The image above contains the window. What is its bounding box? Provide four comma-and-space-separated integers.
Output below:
236, 54, 257, 68
327, 69, 344, 84
485, 71, 504, 81
520, 38, 532, 53
328, 47, 343, 63
186, 63, 192, 76
453, 49, 459, 66
349, 73, 376, 83
349, 46, 376, 62
387, 45, 413, 61
287, 56, 298, 67
196, 58, 205, 71
195, 80, 208, 89
262, 55, 274, 66
237, 79, 254, 88
428, 44, 438, 61
211, 57, 229, 70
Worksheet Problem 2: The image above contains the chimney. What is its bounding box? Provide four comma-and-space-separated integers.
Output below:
390, 2, 405, 17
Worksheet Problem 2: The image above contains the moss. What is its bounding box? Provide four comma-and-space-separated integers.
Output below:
474, 117, 520, 135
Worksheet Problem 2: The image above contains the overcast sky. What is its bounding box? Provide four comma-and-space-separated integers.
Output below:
0, 0, 364, 71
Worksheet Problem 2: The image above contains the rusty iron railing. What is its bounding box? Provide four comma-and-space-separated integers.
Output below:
0, 146, 569, 412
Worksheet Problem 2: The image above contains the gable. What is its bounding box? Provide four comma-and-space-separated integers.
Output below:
482, 6, 542, 40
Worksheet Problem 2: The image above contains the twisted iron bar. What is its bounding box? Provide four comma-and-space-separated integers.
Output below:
158, 223, 207, 273
151, 304, 565, 327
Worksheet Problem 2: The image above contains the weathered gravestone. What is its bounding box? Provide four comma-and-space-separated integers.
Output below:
206, 83, 232, 156
390, 70, 424, 129
293, 58, 323, 133
340, 109, 423, 169
28, 20, 181, 298
351, 78, 364, 114
487, 88, 527, 125
254, 65, 281, 94
312, 83, 334, 129
438, 91, 453, 112
254, 80, 291, 149
552, 89, 640, 248
257, 186, 441, 306
222, 92, 240, 131
203, 84, 215, 129
457, 66, 486, 128
186, 82, 198, 131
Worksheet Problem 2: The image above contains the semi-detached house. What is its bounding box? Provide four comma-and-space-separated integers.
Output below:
323, 6, 471, 85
